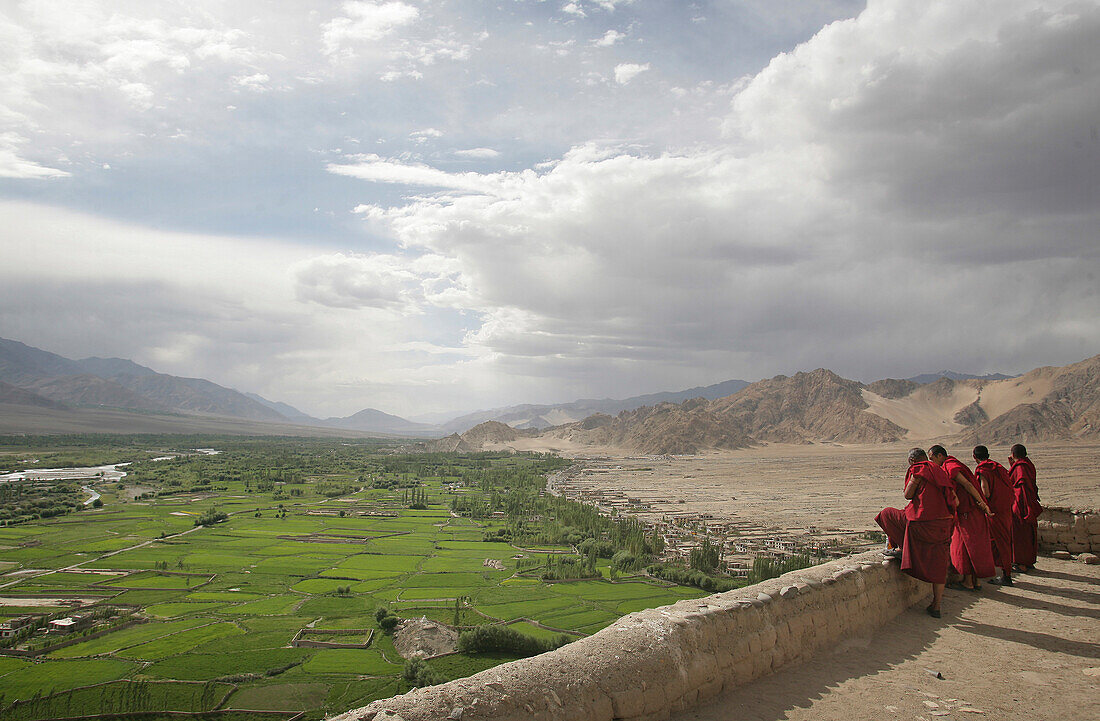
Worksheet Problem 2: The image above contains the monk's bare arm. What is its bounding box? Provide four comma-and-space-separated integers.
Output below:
954, 471, 991, 515
904, 477, 921, 500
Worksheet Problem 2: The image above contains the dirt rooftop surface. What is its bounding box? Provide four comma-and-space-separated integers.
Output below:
676, 556, 1100, 721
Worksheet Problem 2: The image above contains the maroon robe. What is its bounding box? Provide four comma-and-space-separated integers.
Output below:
876, 461, 955, 584
944, 456, 996, 577
976, 459, 1014, 569
1010, 457, 1041, 567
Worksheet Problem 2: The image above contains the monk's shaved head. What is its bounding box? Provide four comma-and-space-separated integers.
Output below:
909, 447, 928, 463
973, 445, 990, 461
928, 444, 947, 459
1011, 443, 1028, 459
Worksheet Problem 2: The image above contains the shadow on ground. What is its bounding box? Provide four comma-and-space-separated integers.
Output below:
678, 589, 980, 721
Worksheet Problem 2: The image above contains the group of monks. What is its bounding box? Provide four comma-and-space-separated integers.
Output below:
875, 443, 1041, 618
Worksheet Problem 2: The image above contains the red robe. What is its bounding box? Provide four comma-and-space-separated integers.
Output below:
875, 461, 955, 584
944, 456, 996, 578
976, 459, 1014, 569
1010, 457, 1041, 566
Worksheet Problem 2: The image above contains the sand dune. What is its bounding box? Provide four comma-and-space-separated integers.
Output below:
861, 381, 979, 439
978, 368, 1056, 420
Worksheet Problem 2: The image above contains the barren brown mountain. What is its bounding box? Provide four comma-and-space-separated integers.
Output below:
0, 380, 67, 410
471, 355, 1100, 454
708, 369, 906, 444
24, 374, 170, 412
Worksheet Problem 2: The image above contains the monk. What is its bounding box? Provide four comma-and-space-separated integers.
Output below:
1009, 443, 1041, 572
974, 445, 1015, 585
930, 445, 995, 591
875, 447, 957, 618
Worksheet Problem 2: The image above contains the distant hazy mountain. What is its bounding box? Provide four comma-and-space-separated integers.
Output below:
322, 407, 437, 436
905, 370, 1016, 384
25, 374, 169, 413
438, 378, 751, 434
0, 379, 68, 410
0, 337, 284, 422
244, 392, 318, 422
0, 337, 85, 385
76, 356, 159, 378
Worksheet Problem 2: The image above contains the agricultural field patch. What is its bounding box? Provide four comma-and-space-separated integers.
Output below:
220, 595, 303, 615
324, 678, 402, 714
223, 682, 330, 712
143, 648, 312, 681
117, 621, 244, 660
0, 658, 138, 698
48, 618, 212, 658
295, 594, 376, 619
505, 620, 577, 641
143, 601, 227, 617
300, 648, 400, 676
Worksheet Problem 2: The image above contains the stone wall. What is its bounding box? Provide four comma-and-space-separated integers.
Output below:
1039, 506, 1100, 554
330, 550, 928, 721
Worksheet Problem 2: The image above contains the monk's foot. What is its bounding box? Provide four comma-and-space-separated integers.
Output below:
926, 605, 942, 619
882, 548, 901, 560
1012, 564, 1028, 573
947, 581, 968, 591
988, 576, 1009, 586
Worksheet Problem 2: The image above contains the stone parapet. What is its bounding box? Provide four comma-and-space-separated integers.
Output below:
1039, 506, 1100, 554
329, 550, 928, 721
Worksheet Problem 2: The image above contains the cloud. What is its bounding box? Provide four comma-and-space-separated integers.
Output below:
322, 1, 420, 57
562, 4, 586, 18
613, 62, 649, 84
337, 0, 1100, 390
453, 147, 501, 159
292, 252, 422, 310
327, 154, 514, 194
594, 30, 625, 47
593, 0, 636, 10
234, 72, 270, 90
0, 133, 70, 179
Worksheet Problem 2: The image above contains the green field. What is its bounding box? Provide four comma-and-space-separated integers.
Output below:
0, 437, 710, 720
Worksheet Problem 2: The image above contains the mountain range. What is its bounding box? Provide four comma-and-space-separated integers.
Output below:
3, 335, 1093, 450
413, 356, 1099, 455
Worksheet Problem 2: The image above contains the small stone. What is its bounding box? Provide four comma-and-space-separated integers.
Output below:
1051, 550, 1072, 560
756, 592, 773, 603
448, 708, 464, 720
780, 585, 798, 598
1077, 552, 1099, 565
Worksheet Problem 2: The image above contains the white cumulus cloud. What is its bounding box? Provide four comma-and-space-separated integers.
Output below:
322, 1, 420, 58
613, 62, 649, 84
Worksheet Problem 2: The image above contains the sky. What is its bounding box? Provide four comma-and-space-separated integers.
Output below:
1, 0, 1098, 421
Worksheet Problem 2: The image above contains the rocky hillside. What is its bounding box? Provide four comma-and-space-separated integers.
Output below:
709, 369, 906, 444
535, 369, 905, 454
25, 374, 170, 413
0, 380, 68, 410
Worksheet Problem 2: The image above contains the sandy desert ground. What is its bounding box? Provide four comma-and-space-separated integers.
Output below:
505, 440, 1100, 532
